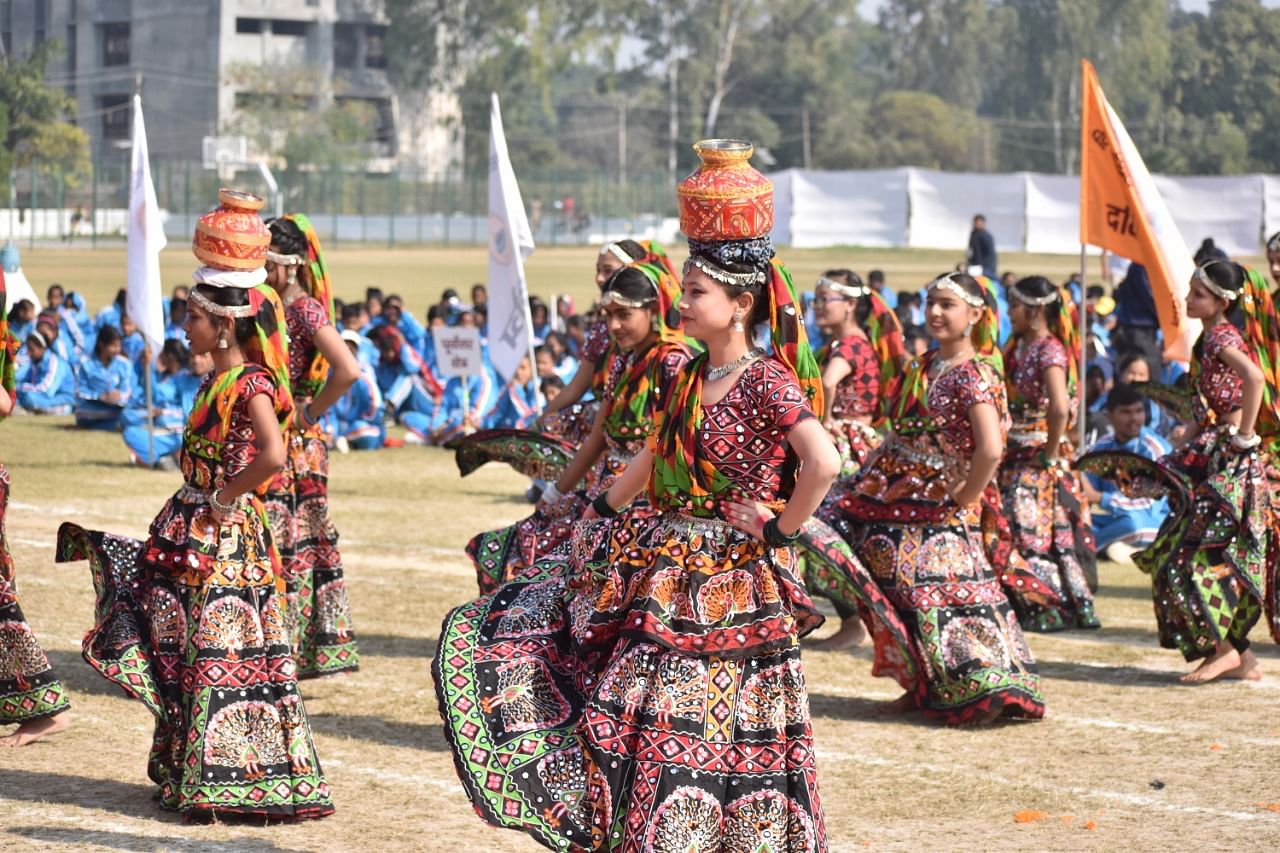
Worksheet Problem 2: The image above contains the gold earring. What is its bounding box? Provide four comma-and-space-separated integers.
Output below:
732, 309, 745, 333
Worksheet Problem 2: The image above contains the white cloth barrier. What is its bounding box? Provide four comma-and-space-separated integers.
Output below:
786, 168, 909, 248
1024, 173, 1082, 254
905, 168, 1025, 252
1151, 175, 1264, 259
1263, 175, 1280, 243
765, 168, 1275, 255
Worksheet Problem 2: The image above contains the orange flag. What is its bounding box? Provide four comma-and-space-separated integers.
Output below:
1080, 60, 1196, 362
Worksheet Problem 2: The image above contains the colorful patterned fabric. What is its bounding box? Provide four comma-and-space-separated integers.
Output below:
1238, 268, 1280, 451
0, 464, 70, 726
833, 355, 1046, 723
650, 356, 814, 517
284, 295, 331, 398
246, 285, 294, 429
1002, 334, 1099, 630
446, 429, 577, 480
819, 334, 883, 482
1133, 380, 1199, 424
435, 350, 828, 850
768, 260, 823, 414
1109, 316, 1276, 661
56, 365, 332, 819
467, 345, 691, 593
283, 214, 335, 400
862, 290, 906, 400
0, 269, 17, 397
263, 296, 358, 680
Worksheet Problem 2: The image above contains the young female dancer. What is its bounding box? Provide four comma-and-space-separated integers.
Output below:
260, 215, 361, 679
57, 200, 333, 819
1000, 275, 1098, 631
434, 186, 837, 849
467, 262, 691, 592
1104, 262, 1279, 682
0, 271, 70, 747
835, 272, 1045, 726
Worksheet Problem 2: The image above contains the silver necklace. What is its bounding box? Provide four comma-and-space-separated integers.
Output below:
705, 348, 762, 381
932, 349, 975, 379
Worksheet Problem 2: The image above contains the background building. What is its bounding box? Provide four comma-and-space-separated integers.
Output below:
0, 0, 461, 175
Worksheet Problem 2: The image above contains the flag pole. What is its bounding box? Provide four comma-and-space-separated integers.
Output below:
1078, 243, 1088, 456
145, 348, 155, 466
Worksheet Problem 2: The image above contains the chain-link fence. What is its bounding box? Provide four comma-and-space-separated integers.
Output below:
2, 160, 679, 248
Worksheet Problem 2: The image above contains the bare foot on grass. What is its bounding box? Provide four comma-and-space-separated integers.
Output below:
878, 691, 919, 716
1223, 648, 1263, 682
808, 619, 867, 651
1180, 645, 1241, 685
0, 711, 69, 747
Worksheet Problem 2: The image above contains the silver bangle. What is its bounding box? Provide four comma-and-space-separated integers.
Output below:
539, 483, 563, 504
210, 489, 239, 514
1231, 431, 1261, 450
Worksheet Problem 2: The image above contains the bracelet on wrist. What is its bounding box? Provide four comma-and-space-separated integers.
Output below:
299, 403, 318, 426
209, 489, 239, 514
1232, 431, 1261, 450
762, 517, 801, 549
591, 493, 620, 518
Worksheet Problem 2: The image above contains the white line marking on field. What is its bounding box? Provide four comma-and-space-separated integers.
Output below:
817, 751, 1274, 822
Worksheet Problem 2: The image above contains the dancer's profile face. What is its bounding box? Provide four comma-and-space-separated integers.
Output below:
1267, 249, 1280, 288
183, 302, 222, 356
1007, 299, 1030, 336
813, 284, 852, 331
1184, 278, 1225, 320
678, 267, 742, 340
596, 252, 626, 288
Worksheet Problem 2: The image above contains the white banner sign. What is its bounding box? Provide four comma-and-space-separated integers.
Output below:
432, 327, 484, 378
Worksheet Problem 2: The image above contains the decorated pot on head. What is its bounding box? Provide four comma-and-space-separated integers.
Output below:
193, 188, 271, 273
677, 139, 774, 242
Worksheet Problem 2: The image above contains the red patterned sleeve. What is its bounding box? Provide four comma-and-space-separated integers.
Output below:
827, 337, 857, 366
955, 360, 1005, 412
237, 368, 277, 405
755, 359, 815, 434
1203, 322, 1245, 363
1037, 336, 1070, 373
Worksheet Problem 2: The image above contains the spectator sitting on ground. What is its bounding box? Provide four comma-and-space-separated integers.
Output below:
16, 328, 75, 415
1081, 382, 1172, 561
332, 329, 386, 453
74, 325, 134, 431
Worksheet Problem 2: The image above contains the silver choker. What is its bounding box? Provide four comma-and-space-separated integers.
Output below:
705, 348, 762, 381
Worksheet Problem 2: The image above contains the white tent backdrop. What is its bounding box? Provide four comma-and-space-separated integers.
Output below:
787, 168, 909, 248
905, 169, 1025, 252
768, 168, 1275, 255
1263, 175, 1280, 243
1151, 175, 1265, 259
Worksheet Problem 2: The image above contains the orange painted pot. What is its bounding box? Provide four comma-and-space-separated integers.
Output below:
193, 188, 270, 271
677, 139, 773, 242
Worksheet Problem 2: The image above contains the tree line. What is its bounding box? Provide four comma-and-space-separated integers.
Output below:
386, 0, 1280, 177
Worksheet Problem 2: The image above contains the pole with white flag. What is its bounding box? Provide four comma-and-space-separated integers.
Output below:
125, 93, 167, 466
485, 93, 540, 407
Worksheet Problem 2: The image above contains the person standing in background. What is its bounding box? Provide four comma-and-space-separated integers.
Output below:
967, 214, 998, 280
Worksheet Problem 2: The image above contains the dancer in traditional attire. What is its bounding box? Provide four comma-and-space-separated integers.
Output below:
1266, 230, 1279, 295
466, 262, 691, 593
1083, 261, 1280, 683
0, 270, 70, 747
1000, 276, 1099, 631
834, 272, 1045, 726
802, 270, 905, 650
56, 191, 333, 819
434, 141, 836, 850
260, 215, 361, 679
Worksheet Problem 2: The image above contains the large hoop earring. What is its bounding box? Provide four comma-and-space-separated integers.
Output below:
732, 309, 745, 333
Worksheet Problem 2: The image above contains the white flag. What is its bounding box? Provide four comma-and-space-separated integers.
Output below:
126, 94, 167, 361
485, 93, 537, 386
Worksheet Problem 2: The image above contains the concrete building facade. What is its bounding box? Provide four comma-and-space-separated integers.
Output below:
0, 0, 461, 175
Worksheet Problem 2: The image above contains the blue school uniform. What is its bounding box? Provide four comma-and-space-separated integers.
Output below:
1086, 426, 1172, 550
17, 351, 76, 414
75, 354, 135, 429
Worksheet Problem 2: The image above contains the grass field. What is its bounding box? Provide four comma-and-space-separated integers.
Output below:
3, 245, 1280, 852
